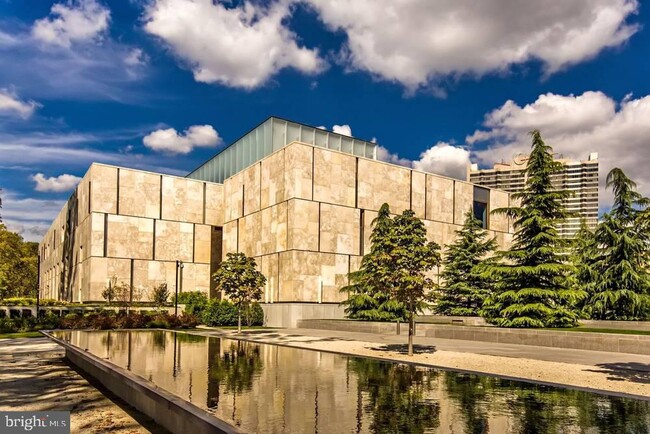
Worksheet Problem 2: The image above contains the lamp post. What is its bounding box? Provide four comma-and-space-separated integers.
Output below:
175, 260, 184, 316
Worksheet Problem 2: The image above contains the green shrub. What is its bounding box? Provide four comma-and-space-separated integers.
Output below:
177, 291, 208, 317
202, 299, 238, 326
0, 318, 18, 333
243, 303, 265, 326
39, 312, 61, 330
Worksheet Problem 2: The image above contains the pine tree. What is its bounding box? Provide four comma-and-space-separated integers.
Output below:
585, 168, 650, 320
480, 130, 585, 328
390, 209, 441, 356
435, 210, 497, 316
340, 204, 406, 321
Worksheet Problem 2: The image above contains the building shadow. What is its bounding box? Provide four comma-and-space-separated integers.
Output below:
586, 362, 650, 384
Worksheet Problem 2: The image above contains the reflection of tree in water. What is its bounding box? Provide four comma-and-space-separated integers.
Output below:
573, 393, 650, 434
349, 358, 440, 434
494, 378, 650, 434
443, 372, 491, 434
151, 330, 166, 350
207, 339, 263, 411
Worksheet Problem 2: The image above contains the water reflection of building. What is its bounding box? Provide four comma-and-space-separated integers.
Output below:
60, 330, 650, 434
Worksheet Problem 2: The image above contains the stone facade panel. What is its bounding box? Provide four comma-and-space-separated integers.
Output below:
90, 164, 118, 214
161, 177, 204, 224
490, 189, 510, 232
454, 181, 474, 225
261, 202, 287, 254
426, 175, 454, 223
204, 183, 225, 226
243, 163, 261, 215
106, 215, 153, 260
238, 211, 262, 257
284, 143, 313, 201
260, 150, 285, 208
260, 253, 279, 303
119, 169, 161, 219
194, 224, 212, 264
222, 220, 238, 255
154, 220, 193, 262
319, 203, 360, 255
411, 171, 426, 218
313, 148, 356, 207
357, 159, 410, 212
287, 199, 319, 251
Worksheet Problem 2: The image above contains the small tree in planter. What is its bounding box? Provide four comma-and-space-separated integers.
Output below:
150, 282, 170, 311
101, 276, 118, 306
390, 210, 441, 356
213, 253, 266, 332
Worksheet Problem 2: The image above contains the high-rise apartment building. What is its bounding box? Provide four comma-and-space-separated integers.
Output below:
469, 153, 599, 238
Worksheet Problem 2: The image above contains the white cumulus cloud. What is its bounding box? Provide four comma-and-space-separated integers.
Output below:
306, 0, 639, 91
0, 89, 40, 119
332, 124, 352, 136
143, 125, 222, 154
413, 142, 471, 180
31, 173, 82, 192
469, 91, 650, 209
143, 0, 325, 89
32, 0, 111, 47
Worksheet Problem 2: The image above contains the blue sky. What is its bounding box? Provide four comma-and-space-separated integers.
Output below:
1, 0, 649, 241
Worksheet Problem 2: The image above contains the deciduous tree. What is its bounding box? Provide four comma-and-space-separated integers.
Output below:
213, 253, 266, 332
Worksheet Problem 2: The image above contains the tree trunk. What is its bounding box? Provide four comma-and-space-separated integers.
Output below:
408, 312, 414, 356
238, 310, 242, 333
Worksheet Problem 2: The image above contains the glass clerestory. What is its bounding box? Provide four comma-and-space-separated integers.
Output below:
186, 117, 378, 183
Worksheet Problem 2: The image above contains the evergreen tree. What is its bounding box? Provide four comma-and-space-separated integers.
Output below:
585, 168, 650, 319
390, 209, 441, 356
571, 221, 599, 316
480, 130, 584, 328
340, 204, 406, 321
435, 210, 497, 316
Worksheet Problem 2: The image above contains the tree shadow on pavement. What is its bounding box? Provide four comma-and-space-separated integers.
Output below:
586, 362, 650, 384
369, 344, 437, 355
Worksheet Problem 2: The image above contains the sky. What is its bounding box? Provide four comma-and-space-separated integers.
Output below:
0, 0, 649, 241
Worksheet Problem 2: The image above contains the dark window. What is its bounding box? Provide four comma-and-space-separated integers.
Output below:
473, 186, 490, 228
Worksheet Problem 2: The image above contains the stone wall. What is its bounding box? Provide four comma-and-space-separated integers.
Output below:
222, 141, 513, 309
39, 140, 513, 311
39, 164, 223, 302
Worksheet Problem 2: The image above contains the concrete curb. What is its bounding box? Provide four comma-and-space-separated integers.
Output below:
41, 331, 241, 434
297, 319, 650, 356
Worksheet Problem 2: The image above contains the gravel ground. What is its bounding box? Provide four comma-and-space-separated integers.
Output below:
0, 337, 166, 434
199, 328, 650, 400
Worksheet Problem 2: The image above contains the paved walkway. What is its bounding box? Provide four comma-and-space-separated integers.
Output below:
0, 337, 165, 434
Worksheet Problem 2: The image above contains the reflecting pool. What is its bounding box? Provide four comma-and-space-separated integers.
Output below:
52, 330, 650, 434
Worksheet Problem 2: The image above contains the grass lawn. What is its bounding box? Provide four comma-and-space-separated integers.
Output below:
212, 326, 269, 330
0, 331, 43, 339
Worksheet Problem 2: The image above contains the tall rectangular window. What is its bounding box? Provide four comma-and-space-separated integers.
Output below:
473, 186, 490, 228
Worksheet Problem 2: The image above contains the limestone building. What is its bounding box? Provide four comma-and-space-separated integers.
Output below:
39, 117, 513, 326
469, 152, 599, 238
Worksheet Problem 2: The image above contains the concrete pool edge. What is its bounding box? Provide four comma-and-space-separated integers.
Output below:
41, 330, 242, 434
188, 327, 650, 403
